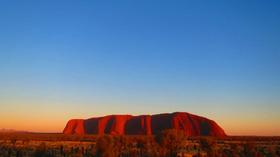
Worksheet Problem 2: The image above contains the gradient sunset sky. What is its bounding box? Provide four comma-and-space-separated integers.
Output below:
0, 0, 279, 135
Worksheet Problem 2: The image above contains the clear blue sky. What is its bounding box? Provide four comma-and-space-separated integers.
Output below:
0, 0, 279, 135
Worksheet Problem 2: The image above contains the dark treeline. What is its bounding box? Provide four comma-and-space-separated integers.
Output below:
0, 130, 280, 157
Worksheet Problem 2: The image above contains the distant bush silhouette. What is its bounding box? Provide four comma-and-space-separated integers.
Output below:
155, 129, 185, 157
95, 135, 116, 157
33, 142, 53, 157
242, 142, 256, 157
199, 137, 217, 157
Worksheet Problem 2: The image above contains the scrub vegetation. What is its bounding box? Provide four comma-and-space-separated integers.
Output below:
0, 131, 280, 157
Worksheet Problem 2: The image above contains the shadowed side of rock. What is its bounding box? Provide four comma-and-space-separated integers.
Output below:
63, 112, 226, 136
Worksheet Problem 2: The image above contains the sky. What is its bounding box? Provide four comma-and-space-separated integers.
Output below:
0, 0, 279, 135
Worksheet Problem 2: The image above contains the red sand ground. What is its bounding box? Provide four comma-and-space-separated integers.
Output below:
63, 112, 226, 136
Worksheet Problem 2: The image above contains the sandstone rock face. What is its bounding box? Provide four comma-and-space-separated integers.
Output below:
63, 112, 226, 136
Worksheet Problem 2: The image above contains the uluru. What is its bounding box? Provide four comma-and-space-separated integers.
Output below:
63, 112, 226, 136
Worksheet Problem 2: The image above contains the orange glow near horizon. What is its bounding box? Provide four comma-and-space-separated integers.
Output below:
1, 123, 279, 136
1, 99, 279, 136
1, 114, 280, 136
